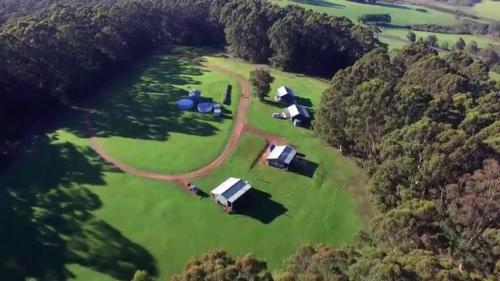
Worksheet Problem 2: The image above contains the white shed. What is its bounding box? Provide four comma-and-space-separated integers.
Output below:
267, 145, 297, 170
211, 177, 252, 207
275, 86, 295, 103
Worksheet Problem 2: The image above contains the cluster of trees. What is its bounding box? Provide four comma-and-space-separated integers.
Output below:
213, 0, 381, 76
0, 0, 380, 162
250, 68, 275, 100
314, 44, 499, 279
406, 31, 499, 73
135, 240, 493, 281
358, 13, 392, 25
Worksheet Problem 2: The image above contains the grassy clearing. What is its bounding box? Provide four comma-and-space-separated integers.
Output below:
0, 49, 370, 281
472, 0, 500, 21
379, 28, 500, 50
88, 48, 240, 174
274, 0, 460, 26
275, 0, 499, 51
490, 71, 500, 81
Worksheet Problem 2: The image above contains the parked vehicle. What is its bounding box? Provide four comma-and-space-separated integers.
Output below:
272, 112, 284, 119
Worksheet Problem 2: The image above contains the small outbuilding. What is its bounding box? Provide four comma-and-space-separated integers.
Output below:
266, 145, 297, 170
275, 86, 295, 104
284, 104, 310, 126
211, 177, 252, 208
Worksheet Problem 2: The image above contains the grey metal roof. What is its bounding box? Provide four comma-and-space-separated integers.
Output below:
221, 179, 252, 203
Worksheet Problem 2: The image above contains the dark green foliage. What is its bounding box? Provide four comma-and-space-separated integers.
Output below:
407, 31, 416, 43
268, 6, 381, 76
212, 1, 381, 76
278, 245, 482, 281
171, 250, 272, 281
250, 68, 275, 100
454, 37, 466, 51
213, 0, 281, 63
358, 14, 391, 24
314, 44, 499, 278
424, 34, 439, 47
465, 40, 479, 55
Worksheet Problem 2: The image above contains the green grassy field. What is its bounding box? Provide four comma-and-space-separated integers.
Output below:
87, 48, 240, 174
0, 49, 370, 281
490, 71, 500, 81
275, 0, 460, 26
275, 0, 499, 51
472, 0, 500, 21
379, 27, 500, 50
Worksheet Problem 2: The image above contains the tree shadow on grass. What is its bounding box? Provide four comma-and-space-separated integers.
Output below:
289, 158, 319, 178
292, 0, 345, 8
294, 96, 313, 108
66, 48, 227, 141
261, 99, 286, 109
372, 2, 413, 10
235, 189, 288, 224
0, 135, 157, 281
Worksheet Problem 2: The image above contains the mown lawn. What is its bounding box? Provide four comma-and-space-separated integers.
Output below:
472, 0, 500, 21
274, 0, 460, 26
0, 49, 370, 281
89, 48, 240, 174
275, 0, 499, 51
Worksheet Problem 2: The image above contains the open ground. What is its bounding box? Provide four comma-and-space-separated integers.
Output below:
275, 0, 500, 50
0, 48, 372, 280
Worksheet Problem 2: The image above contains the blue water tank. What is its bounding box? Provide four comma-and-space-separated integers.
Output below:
177, 98, 194, 110
197, 102, 214, 113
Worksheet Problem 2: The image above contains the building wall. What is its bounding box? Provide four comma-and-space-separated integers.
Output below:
268, 159, 287, 169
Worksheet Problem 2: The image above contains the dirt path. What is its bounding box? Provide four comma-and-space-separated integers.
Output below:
84, 62, 289, 188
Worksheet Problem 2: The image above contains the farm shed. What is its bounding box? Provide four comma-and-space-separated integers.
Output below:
275, 86, 295, 104
267, 145, 297, 170
284, 104, 310, 126
211, 177, 252, 208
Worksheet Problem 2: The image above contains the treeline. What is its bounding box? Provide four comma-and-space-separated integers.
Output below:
134, 241, 494, 281
213, 0, 381, 75
0, 0, 120, 24
314, 44, 499, 279
413, 20, 500, 37
0, 0, 380, 160
358, 13, 391, 24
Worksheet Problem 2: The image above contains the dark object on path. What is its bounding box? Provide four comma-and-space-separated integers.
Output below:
223, 85, 232, 105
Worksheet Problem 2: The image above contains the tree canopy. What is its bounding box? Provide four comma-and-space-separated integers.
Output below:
314, 44, 499, 279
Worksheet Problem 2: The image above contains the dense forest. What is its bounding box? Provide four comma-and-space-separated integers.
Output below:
314, 44, 499, 280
